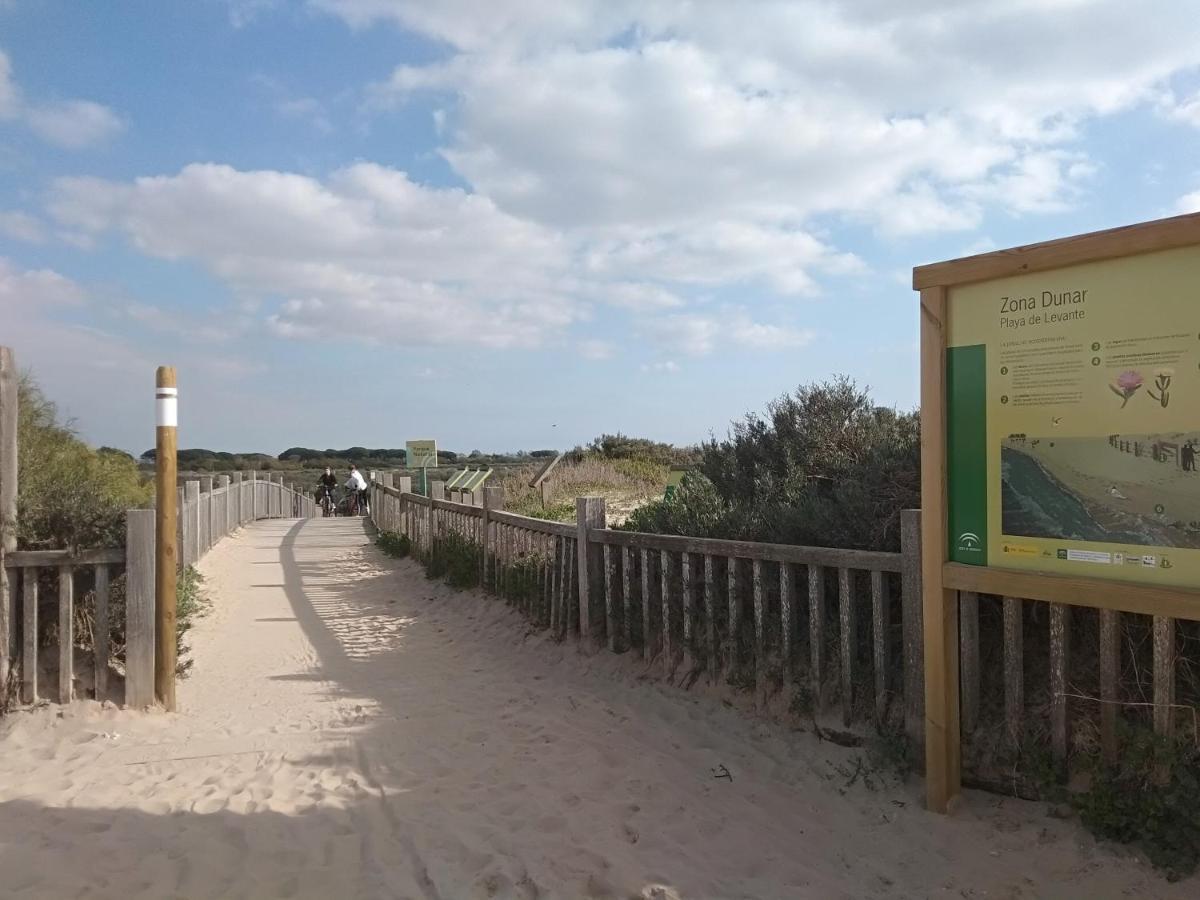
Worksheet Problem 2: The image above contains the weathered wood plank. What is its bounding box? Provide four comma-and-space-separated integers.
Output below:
959, 591, 980, 734
838, 567, 854, 726
1003, 596, 1023, 747
704, 554, 717, 681
576, 497, 606, 642
727, 558, 740, 679
58, 565, 74, 704
591, 528, 901, 573
660, 550, 673, 670
3, 547, 126, 567
125, 509, 156, 708
21, 566, 37, 703
809, 564, 825, 712
1099, 609, 1119, 763
900, 509, 923, 748
604, 543, 618, 651
1153, 615, 1175, 739
641, 548, 653, 661
681, 552, 694, 670
1049, 603, 1070, 766
753, 559, 765, 704
780, 563, 795, 686
94, 564, 110, 701
871, 570, 886, 727
622, 545, 635, 651
0, 346, 16, 690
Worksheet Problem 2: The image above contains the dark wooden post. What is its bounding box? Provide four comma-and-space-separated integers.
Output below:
576, 497, 606, 644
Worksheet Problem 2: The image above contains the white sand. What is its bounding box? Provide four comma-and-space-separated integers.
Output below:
0, 518, 1188, 898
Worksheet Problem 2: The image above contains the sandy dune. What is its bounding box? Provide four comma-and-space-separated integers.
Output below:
0, 518, 1187, 898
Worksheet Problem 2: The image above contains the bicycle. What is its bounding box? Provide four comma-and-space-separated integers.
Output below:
318, 486, 335, 517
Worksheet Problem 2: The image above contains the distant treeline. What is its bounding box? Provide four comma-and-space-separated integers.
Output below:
137, 446, 566, 471
132, 436, 696, 473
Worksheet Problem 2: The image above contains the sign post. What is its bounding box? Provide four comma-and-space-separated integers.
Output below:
155, 367, 178, 711
915, 212, 1200, 812
406, 439, 437, 497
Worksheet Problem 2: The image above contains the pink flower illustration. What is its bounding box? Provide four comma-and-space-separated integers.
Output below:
1110, 370, 1144, 408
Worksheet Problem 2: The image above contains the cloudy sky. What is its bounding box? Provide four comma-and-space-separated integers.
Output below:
3, 1, 1200, 455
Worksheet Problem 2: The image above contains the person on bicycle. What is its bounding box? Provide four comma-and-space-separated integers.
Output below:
317, 467, 337, 511
345, 464, 369, 515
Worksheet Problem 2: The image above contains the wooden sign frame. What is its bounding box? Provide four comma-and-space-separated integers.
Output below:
913, 211, 1200, 813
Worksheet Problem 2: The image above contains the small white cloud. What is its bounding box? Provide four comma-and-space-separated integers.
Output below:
579, 339, 614, 360
0, 210, 46, 243
0, 257, 86, 307
26, 99, 124, 149
276, 97, 333, 134
0, 50, 124, 148
730, 320, 815, 350
1176, 188, 1200, 214
641, 360, 680, 374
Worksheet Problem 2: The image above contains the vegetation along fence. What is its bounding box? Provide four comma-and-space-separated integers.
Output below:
370, 479, 927, 739
1, 348, 317, 714
374, 476, 1200, 778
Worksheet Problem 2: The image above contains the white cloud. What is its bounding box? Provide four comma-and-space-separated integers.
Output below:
0, 49, 124, 148
578, 338, 614, 360
276, 97, 333, 134
0, 49, 17, 118
0, 257, 86, 307
0, 210, 46, 242
641, 360, 679, 374
357, 0, 1200, 244
50, 162, 576, 349
25, 99, 124, 148
1176, 189, 1200, 214
730, 320, 815, 350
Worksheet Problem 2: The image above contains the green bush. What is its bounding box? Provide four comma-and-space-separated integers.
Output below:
16, 373, 152, 550
627, 377, 919, 552
174, 566, 209, 677
1073, 731, 1200, 880
376, 531, 411, 558
427, 532, 482, 589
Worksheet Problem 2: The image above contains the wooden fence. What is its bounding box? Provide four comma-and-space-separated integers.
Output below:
372, 479, 1200, 774
371, 480, 926, 737
2, 472, 315, 709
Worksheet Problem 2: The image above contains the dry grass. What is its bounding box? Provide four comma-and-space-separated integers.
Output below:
497, 457, 669, 524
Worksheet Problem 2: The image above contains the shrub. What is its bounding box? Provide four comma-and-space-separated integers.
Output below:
16, 373, 153, 550
427, 532, 481, 589
627, 377, 919, 552
1073, 731, 1200, 880
376, 531, 411, 559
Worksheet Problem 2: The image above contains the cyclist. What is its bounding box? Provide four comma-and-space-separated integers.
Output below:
316, 467, 337, 514
345, 464, 369, 516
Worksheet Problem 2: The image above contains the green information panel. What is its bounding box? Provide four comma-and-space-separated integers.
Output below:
405, 439, 437, 469
946, 245, 1200, 589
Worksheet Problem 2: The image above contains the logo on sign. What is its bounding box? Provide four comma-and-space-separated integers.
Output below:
956, 532, 982, 553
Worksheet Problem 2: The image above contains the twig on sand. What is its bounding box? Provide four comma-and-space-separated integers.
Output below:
712, 764, 733, 782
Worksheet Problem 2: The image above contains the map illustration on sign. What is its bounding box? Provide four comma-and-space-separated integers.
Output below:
945, 244, 1200, 589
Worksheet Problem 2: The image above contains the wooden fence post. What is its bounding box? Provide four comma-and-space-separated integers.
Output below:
199, 476, 213, 552
126, 509, 156, 708
481, 485, 504, 588
900, 509, 925, 750
218, 475, 231, 539
0, 346, 17, 688
576, 497, 606, 644
429, 481, 445, 561
232, 472, 243, 526
154, 367, 178, 711
185, 480, 201, 566
251, 470, 259, 521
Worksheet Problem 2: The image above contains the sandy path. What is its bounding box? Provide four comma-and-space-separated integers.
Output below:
0, 517, 1187, 899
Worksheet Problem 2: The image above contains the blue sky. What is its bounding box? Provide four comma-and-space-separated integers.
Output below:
2, 1, 1200, 456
